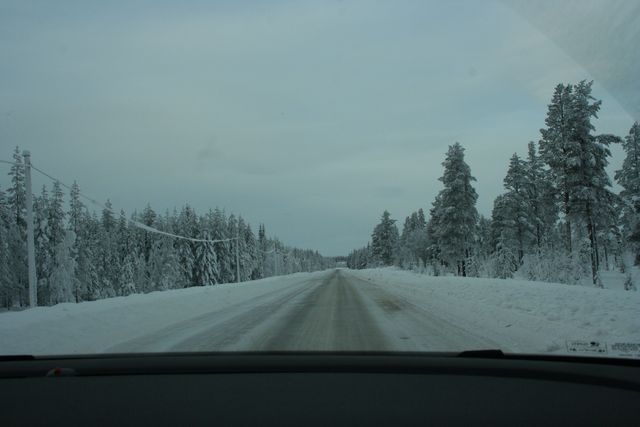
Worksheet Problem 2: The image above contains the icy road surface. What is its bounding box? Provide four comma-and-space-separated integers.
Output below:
109, 269, 494, 352
2, 268, 638, 356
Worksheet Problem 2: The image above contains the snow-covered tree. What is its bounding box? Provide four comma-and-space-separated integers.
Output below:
491, 234, 519, 279
346, 245, 371, 269
49, 231, 78, 304
615, 121, 640, 263
426, 194, 444, 273
539, 83, 575, 252
68, 182, 83, 235
149, 237, 181, 291
430, 143, 478, 276
0, 146, 331, 305
176, 205, 199, 286
501, 153, 536, 262
398, 210, 429, 269
227, 214, 240, 281
140, 204, 158, 263
193, 231, 218, 286
7, 146, 26, 232
258, 223, 268, 278
0, 188, 11, 306
570, 81, 617, 284
540, 81, 617, 285
5, 222, 27, 306
33, 185, 51, 302
210, 208, 232, 282
371, 210, 399, 266
71, 207, 99, 302
48, 181, 66, 249
118, 251, 138, 296
95, 201, 120, 294
242, 222, 259, 280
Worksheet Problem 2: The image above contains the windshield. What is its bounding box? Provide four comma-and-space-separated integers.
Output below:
1, 0, 639, 359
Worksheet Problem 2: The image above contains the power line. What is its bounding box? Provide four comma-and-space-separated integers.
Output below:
257, 247, 295, 256
0, 159, 20, 166
28, 162, 238, 244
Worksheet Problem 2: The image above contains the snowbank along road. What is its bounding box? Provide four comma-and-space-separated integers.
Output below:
109, 269, 497, 353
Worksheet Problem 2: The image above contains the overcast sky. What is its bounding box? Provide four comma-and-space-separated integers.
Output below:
1, 0, 637, 256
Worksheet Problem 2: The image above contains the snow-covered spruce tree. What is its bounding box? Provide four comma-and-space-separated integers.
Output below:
430, 143, 478, 276
0, 188, 11, 307
96, 200, 119, 295
346, 245, 371, 270
509, 141, 561, 282
237, 217, 257, 281
615, 121, 640, 264
492, 233, 519, 279
413, 210, 430, 269
74, 210, 99, 301
49, 231, 78, 304
502, 153, 536, 262
488, 148, 557, 281
33, 185, 52, 303
118, 251, 138, 296
67, 182, 89, 301
398, 210, 429, 269
194, 231, 218, 286
0, 186, 8, 227
115, 210, 132, 266
490, 195, 515, 277
242, 222, 260, 280
48, 181, 66, 250
258, 223, 268, 278
5, 222, 27, 306
211, 208, 232, 282
140, 203, 158, 264
7, 146, 26, 233
0, 233, 9, 306
227, 214, 240, 281
371, 210, 399, 266
36, 180, 67, 303
176, 205, 199, 287
149, 237, 181, 291
5, 147, 28, 305
68, 182, 83, 236
426, 194, 444, 275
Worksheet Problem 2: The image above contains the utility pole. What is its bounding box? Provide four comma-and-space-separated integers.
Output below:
23, 151, 37, 308
235, 234, 240, 284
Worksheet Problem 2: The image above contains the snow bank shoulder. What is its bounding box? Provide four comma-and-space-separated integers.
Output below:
348, 268, 640, 356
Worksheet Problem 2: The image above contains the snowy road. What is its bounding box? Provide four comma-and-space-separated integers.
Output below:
4, 268, 637, 356
108, 269, 496, 352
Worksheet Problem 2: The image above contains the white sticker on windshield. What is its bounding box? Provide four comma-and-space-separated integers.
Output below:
566, 340, 608, 355
610, 342, 640, 359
